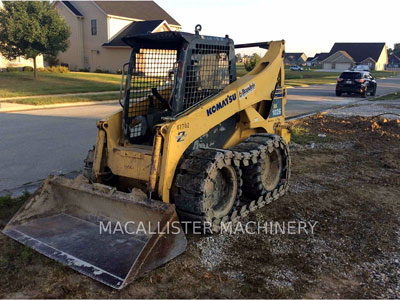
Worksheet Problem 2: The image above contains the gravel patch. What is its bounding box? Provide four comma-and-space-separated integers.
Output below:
223, 270, 245, 281
326, 99, 400, 119
290, 141, 355, 152
265, 269, 298, 288
196, 234, 235, 271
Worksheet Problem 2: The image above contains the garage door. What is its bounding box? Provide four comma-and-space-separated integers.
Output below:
335, 63, 351, 71
323, 63, 332, 69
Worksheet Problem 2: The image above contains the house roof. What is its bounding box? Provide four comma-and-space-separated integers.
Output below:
337, 50, 355, 61
314, 53, 330, 62
329, 43, 386, 62
321, 50, 355, 63
95, 1, 180, 26
360, 57, 376, 63
62, 1, 83, 17
388, 53, 400, 64
284, 53, 305, 61
103, 20, 164, 47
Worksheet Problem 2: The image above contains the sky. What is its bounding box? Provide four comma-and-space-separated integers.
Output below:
158, 0, 399, 57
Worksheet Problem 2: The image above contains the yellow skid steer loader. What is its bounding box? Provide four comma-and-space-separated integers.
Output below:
3, 26, 291, 289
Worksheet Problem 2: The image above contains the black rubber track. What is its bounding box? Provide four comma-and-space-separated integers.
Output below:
173, 149, 242, 225
234, 134, 291, 200
172, 134, 291, 232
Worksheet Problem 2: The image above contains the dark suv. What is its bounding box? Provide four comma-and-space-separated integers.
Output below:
336, 71, 377, 97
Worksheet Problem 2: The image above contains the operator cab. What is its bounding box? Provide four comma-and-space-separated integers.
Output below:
120, 27, 237, 145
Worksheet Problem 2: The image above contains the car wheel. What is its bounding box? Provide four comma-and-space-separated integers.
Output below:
370, 87, 376, 96
336, 91, 342, 97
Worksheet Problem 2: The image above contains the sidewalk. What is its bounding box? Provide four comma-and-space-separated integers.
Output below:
0, 90, 119, 102
0, 90, 123, 113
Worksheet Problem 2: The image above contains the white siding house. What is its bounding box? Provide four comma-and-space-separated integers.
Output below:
54, 1, 181, 73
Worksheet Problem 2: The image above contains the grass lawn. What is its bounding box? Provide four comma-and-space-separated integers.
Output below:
3, 92, 120, 105
0, 192, 30, 228
236, 63, 248, 77
0, 72, 122, 98
370, 91, 400, 101
285, 70, 340, 86
284, 70, 398, 86
236, 63, 399, 86
1, 68, 398, 102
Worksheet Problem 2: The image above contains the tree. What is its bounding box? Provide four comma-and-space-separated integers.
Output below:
0, 1, 70, 77
393, 44, 400, 57
244, 53, 261, 71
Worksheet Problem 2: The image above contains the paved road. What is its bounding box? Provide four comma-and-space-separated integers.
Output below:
286, 76, 400, 117
0, 104, 121, 195
1, 76, 399, 194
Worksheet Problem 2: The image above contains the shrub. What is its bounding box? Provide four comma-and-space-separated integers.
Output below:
116, 69, 128, 75
6, 67, 19, 72
52, 66, 69, 73
244, 54, 261, 72
22, 66, 33, 72
44, 55, 59, 67
37, 66, 69, 73
94, 68, 110, 73
78, 68, 90, 72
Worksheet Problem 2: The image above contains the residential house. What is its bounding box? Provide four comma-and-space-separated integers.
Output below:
54, 1, 181, 72
0, 55, 44, 71
321, 43, 388, 71
387, 53, 400, 70
284, 53, 307, 66
305, 52, 330, 67
0, 0, 44, 71
305, 57, 314, 67
242, 55, 251, 64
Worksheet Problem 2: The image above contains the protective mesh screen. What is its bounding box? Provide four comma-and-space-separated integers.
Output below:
183, 44, 231, 110
127, 49, 177, 138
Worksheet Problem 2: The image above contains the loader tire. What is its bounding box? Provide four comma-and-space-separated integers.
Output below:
173, 149, 242, 227
238, 134, 290, 200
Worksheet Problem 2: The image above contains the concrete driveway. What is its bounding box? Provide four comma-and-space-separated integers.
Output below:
1, 76, 399, 195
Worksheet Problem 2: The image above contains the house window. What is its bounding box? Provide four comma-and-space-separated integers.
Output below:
91, 19, 97, 36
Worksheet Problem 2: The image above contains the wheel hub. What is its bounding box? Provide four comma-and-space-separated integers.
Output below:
261, 149, 283, 191
210, 165, 238, 219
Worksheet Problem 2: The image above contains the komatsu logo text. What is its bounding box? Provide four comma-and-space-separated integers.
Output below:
206, 93, 237, 117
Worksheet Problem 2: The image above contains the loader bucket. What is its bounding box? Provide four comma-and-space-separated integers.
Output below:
2, 176, 187, 289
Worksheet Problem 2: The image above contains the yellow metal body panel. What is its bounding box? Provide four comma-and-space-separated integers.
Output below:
93, 40, 290, 203
93, 110, 152, 182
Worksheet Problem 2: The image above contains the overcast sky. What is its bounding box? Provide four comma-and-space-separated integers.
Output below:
158, 0, 398, 57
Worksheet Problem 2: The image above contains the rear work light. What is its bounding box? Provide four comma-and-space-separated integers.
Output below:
355, 79, 365, 83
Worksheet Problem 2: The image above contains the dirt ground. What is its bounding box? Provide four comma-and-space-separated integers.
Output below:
1, 114, 400, 298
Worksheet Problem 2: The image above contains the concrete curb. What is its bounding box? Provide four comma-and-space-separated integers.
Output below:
0, 99, 120, 113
